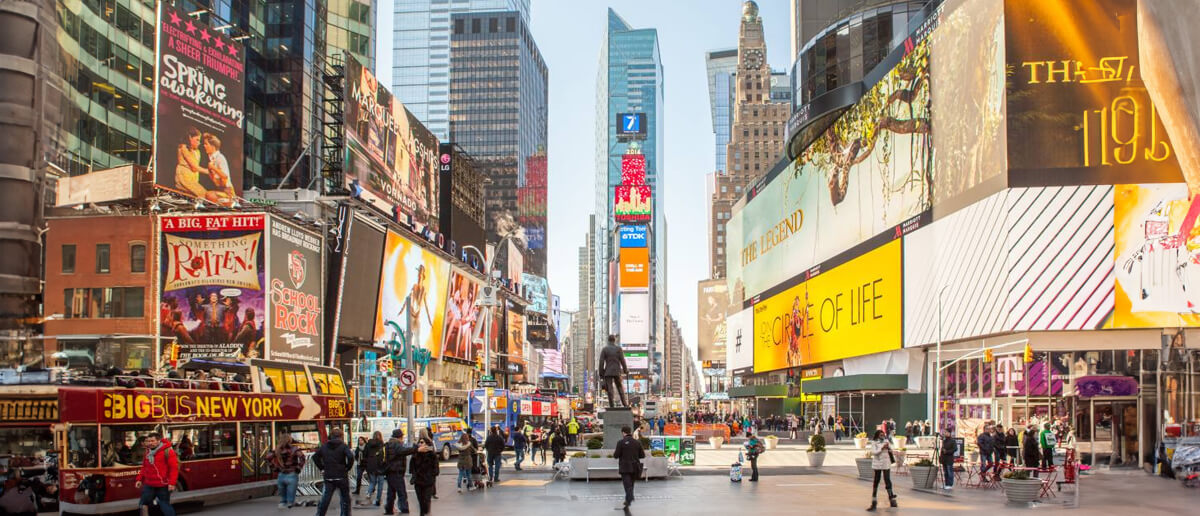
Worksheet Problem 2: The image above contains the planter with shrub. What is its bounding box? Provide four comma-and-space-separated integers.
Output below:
586, 437, 604, 450
1001, 470, 1043, 504
709, 436, 724, 449
853, 432, 869, 450
855, 457, 875, 480
806, 434, 827, 468
764, 435, 779, 450
910, 458, 936, 489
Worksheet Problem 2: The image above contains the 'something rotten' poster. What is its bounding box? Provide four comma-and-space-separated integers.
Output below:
153, 3, 246, 204
267, 216, 325, 365
159, 214, 265, 361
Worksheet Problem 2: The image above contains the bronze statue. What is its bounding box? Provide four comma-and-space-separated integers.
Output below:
597, 335, 629, 408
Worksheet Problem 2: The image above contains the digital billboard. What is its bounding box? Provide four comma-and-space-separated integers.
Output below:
621, 154, 647, 185
442, 267, 484, 362
624, 352, 649, 369
506, 308, 525, 369
344, 56, 440, 232
697, 279, 729, 363
753, 239, 902, 373
615, 185, 652, 223
153, 3, 245, 204
159, 214, 265, 361
727, 39, 931, 301
725, 307, 753, 374
619, 292, 650, 346
266, 216, 324, 365
1113, 183, 1200, 327
521, 273, 549, 314
373, 230, 450, 358
329, 213, 385, 343
619, 225, 647, 248
617, 113, 647, 138
619, 247, 650, 290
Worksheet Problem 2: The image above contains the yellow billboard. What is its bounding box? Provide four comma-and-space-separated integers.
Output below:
753, 239, 902, 373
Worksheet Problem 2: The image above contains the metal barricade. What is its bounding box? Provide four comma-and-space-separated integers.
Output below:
296, 452, 324, 497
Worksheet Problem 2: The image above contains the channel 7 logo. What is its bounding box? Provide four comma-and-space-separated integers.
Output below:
618, 113, 645, 134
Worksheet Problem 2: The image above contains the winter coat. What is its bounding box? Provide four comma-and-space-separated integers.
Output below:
409, 449, 439, 487
939, 436, 957, 466
266, 442, 306, 474
612, 435, 645, 474
384, 438, 416, 475
869, 439, 892, 470
485, 433, 506, 458
454, 441, 476, 470
312, 437, 354, 480
511, 431, 528, 451
136, 440, 179, 488
1022, 430, 1040, 467
976, 431, 995, 454
363, 438, 386, 475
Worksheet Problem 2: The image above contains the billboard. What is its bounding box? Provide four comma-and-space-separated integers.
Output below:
619, 293, 650, 346
727, 39, 931, 301
518, 151, 548, 268
697, 279, 729, 363
1004, 0, 1180, 187
1113, 183, 1200, 327
56, 165, 138, 206
619, 247, 650, 290
442, 268, 483, 361
753, 238, 902, 373
617, 113, 647, 138
621, 154, 647, 185
266, 216, 324, 365
159, 214, 265, 361
615, 185, 652, 223
330, 213, 385, 342
344, 56, 440, 232
506, 308, 525, 368
373, 230, 451, 358
521, 273, 549, 314
619, 225, 647, 248
625, 352, 649, 369
153, 2, 245, 204
725, 308, 753, 374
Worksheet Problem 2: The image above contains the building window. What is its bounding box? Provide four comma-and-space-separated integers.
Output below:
130, 243, 146, 273
96, 244, 110, 273
454, 19, 464, 34
472, 19, 480, 33
62, 244, 76, 273
63, 287, 144, 318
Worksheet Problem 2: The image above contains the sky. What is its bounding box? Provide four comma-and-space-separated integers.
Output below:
531, 1, 791, 359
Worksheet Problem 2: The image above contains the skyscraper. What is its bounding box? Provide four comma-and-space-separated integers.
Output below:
448, 10, 548, 275
387, 0, 530, 141
709, 1, 789, 279
327, 0, 375, 70
594, 9, 665, 396
706, 49, 738, 174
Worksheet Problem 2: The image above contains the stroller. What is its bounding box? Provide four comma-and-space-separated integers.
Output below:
472, 453, 492, 489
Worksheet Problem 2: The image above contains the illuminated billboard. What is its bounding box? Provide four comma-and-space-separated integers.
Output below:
615, 185, 652, 223
373, 230, 451, 358
619, 247, 650, 290
619, 225, 648, 248
725, 307, 753, 374
621, 154, 647, 185
344, 56, 440, 232
619, 293, 650, 346
697, 279, 728, 363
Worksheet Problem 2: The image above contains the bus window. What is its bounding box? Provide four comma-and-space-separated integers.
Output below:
211, 424, 237, 457
167, 425, 210, 461
312, 372, 346, 395
279, 422, 320, 452
67, 426, 98, 468
100, 425, 157, 467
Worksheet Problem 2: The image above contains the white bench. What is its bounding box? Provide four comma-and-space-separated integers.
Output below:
587, 465, 620, 482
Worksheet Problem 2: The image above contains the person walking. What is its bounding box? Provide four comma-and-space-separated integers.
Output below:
612, 426, 645, 509
567, 418, 580, 446
135, 432, 179, 516
361, 431, 386, 507
1039, 422, 1057, 468
550, 425, 568, 465
266, 433, 305, 508
938, 428, 956, 491
353, 436, 368, 495
453, 433, 476, 493
484, 425, 506, 483
744, 430, 765, 482
867, 430, 897, 511
512, 427, 528, 471
1022, 426, 1040, 468
383, 429, 417, 515
409, 437, 439, 516
312, 428, 355, 516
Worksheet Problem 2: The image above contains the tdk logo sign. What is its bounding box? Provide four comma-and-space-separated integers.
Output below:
619, 225, 647, 248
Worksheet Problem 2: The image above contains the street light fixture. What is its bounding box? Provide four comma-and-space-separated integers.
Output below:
463, 239, 514, 439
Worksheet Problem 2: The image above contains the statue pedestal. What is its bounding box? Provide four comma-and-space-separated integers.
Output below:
601, 407, 634, 449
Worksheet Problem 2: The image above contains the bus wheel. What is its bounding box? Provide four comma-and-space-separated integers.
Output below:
442, 444, 452, 461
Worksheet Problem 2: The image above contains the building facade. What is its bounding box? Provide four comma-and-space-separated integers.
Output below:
449, 10, 548, 275
327, 0, 375, 69
387, 0, 530, 141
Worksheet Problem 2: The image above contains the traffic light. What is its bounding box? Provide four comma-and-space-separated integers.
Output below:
984, 348, 994, 363
475, 355, 483, 372
1023, 344, 1034, 363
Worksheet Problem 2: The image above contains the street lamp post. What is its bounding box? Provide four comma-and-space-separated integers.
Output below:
464, 239, 514, 439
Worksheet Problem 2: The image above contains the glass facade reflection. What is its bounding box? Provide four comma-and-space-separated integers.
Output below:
706, 49, 737, 173
791, 1, 926, 110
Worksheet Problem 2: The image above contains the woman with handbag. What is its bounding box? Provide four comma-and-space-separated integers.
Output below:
867, 430, 897, 511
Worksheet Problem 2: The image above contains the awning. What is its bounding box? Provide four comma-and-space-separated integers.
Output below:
802, 374, 908, 394
729, 384, 787, 398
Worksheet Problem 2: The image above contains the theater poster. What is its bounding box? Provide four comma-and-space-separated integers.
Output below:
267, 216, 325, 365
159, 214, 266, 361
153, 2, 245, 204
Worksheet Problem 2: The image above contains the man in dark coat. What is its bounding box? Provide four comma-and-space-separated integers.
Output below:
312, 428, 355, 516
409, 437, 439, 516
597, 335, 629, 407
612, 426, 645, 509
383, 428, 424, 515
976, 425, 996, 481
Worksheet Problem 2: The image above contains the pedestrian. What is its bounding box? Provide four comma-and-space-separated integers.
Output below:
1022, 426, 1040, 468
383, 429, 417, 515
266, 433, 305, 508
353, 436, 367, 495
866, 430, 897, 511
788, 415, 799, 440
567, 417, 580, 446
612, 426, 645, 509
975, 424, 995, 481
485, 425, 506, 483
454, 433, 477, 492
938, 428, 956, 491
1005, 427, 1020, 463
744, 430, 764, 482
511, 427, 528, 471
409, 437, 439, 516
362, 431, 386, 507
134, 432, 179, 516
1039, 422, 1057, 468
550, 425, 568, 465
992, 425, 1006, 466
904, 421, 913, 438
313, 428, 355, 516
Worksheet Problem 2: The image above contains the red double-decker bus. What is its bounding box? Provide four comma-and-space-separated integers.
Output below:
0, 359, 350, 515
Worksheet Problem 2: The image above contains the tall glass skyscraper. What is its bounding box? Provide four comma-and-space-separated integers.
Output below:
594, 8, 665, 394
705, 49, 737, 174
387, 0, 530, 141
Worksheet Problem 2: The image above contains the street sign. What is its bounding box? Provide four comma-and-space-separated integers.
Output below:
399, 369, 417, 389
479, 378, 498, 388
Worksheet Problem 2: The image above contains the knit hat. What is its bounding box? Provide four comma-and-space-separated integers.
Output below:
392, 428, 404, 438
